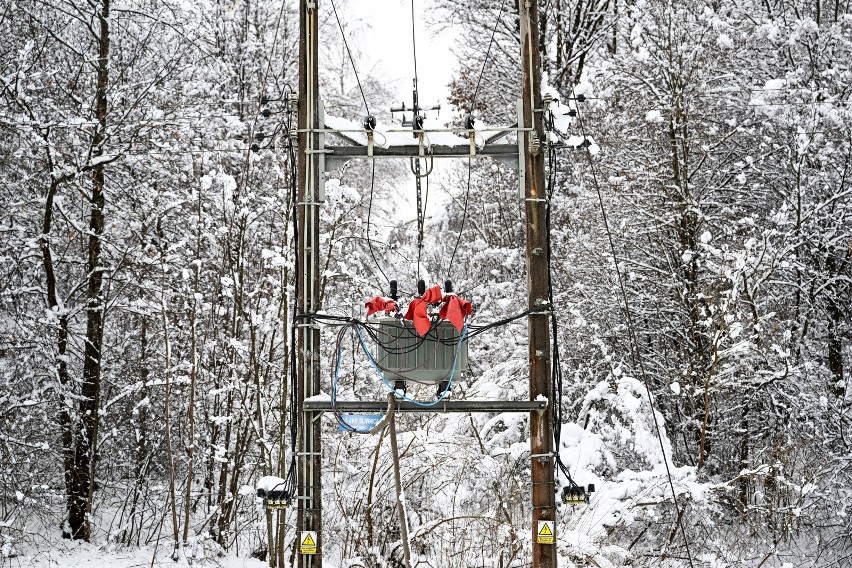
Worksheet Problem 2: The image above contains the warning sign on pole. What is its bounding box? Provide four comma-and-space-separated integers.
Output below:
299, 531, 318, 555
536, 520, 555, 544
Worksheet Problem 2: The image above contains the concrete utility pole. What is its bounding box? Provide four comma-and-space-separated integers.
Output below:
297, 0, 322, 567
518, 2, 557, 568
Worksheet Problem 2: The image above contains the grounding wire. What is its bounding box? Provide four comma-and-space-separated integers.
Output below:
571, 89, 696, 567
415, 158, 425, 280
329, 0, 371, 116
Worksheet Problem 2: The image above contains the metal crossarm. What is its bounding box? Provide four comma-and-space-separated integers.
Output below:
325, 143, 519, 170
304, 399, 547, 414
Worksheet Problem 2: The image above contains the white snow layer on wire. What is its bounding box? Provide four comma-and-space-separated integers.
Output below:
555, 374, 708, 564
304, 391, 331, 402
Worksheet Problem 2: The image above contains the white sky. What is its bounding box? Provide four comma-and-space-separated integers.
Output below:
328, 1, 464, 276
340, 0, 457, 124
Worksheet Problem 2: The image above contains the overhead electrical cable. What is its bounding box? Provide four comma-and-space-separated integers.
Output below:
471, 0, 509, 109
410, 0, 420, 94
366, 160, 391, 286
329, 0, 371, 116
409, 0, 428, 283
328, 0, 391, 288
446, 0, 508, 282
445, 161, 472, 282
238, 0, 290, 193
570, 89, 696, 568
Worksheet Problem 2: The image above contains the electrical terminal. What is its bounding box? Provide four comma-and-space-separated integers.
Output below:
257, 488, 291, 511
560, 483, 595, 505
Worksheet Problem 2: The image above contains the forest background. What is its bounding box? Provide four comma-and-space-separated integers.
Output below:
0, 0, 850, 567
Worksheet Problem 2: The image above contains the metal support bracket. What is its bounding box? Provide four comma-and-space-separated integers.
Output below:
317, 99, 326, 202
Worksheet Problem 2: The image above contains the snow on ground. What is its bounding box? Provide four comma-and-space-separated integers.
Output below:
6, 539, 268, 568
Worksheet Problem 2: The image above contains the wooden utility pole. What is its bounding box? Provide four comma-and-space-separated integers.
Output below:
295, 2, 555, 567
297, 0, 322, 566
519, 2, 557, 568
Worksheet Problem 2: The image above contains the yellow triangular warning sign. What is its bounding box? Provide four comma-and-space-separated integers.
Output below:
302, 533, 316, 546
539, 523, 553, 536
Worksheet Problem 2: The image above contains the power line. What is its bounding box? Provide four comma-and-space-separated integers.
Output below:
571, 89, 697, 568
329, 0, 371, 116
471, 0, 509, 111
365, 159, 390, 286
445, 0, 508, 282
410, 0, 419, 98
445, 158, 471, 282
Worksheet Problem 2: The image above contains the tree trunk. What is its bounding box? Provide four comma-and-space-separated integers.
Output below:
69, 0, 111, 541
40, 172, 75, 537
826, 253, 845, 397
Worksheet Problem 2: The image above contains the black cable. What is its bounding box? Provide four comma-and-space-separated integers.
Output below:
297, 304, 548, 344
329, 0, 371, 116
471, 0, 509, 112
466, 305, 550, 338
410, 0, 420, 97
446, 158, 472, 282
444, 0, 507, 282
283, 86, 299, 496
366, 159, 391, 286
540, 110, 582, 495
572, 90, 696, 567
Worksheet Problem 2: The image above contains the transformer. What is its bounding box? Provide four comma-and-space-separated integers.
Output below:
371, 317, 468, 385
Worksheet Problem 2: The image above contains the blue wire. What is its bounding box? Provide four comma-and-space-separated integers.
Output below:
334, 321, 469, 433
353, 322, 468, 407
332, 332, 377, 433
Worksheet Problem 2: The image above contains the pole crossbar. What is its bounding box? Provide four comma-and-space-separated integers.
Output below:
325, 142, 521, 178
304, 399, 547, 414
326, 143, 517, 159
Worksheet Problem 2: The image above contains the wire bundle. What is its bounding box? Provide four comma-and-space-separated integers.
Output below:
328, 318, 468, 432
542, 107, 585, 499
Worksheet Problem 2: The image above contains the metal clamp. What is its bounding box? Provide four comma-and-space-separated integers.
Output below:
529, 452, 555, 460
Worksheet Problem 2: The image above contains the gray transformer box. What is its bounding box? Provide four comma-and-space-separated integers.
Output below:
370, 317, 468, 384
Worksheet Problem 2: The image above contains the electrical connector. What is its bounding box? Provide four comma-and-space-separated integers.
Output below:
257, 488, 291, 510
561, 483, 595, 505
